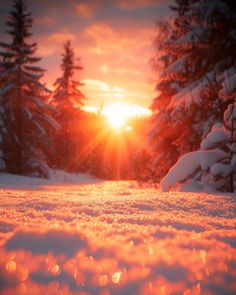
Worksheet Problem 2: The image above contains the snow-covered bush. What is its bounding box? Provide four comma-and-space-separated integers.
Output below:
161, 103, 236, 193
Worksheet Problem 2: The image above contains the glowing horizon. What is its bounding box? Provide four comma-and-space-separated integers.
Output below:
84, 103, 151, 116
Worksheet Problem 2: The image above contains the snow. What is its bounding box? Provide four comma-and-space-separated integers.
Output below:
161, 103, 236, 194
200, 124, 229, 150
0, 174, 235, 294
0, 170, 100, 189
210, 162, 233, 178
160, 150, 228, 192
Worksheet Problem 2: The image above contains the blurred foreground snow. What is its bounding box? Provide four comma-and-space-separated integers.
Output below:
0, 174, 235, 294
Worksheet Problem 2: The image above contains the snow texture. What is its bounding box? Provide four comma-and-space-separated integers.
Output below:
161, 150, 227, 192
0, 174, 235, 294
161, 103, 236, 193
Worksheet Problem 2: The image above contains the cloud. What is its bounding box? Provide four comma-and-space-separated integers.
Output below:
82, 79, 126, 100
73, 0, 167, 14
83, 79, 110, 91
117, 0, 166, 9
88, 47, 105, 55
84, 23, 154, 56
100, 64, 109, 74
48, 32, 76, 43
99, 64, 141, 76
34, 16, 56, 26
36, 32, 76, 57
37, 45, 56, 57
113, 68, 142, 76
75, 3, 94, 18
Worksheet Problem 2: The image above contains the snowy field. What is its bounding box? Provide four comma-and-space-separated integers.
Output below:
0, 174, 235, 294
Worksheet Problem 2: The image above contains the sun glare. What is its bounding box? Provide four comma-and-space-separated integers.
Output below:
102, 103, 150, 131
108, 114, 127, 130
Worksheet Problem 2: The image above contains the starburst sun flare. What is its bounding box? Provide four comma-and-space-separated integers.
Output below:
102, 103, 151, 130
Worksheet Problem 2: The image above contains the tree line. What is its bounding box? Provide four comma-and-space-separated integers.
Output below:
0, 0, 148, 180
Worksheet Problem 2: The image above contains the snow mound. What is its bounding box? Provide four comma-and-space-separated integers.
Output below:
160, 150, 227, 192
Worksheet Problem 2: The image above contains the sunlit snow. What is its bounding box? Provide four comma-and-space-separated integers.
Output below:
0, 175, 235, 294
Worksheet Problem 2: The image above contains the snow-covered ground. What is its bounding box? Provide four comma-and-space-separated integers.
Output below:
0, 170, 100, 189
0, 174, 235, 294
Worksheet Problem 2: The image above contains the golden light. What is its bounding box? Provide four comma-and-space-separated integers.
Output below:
102, 103, 151, 131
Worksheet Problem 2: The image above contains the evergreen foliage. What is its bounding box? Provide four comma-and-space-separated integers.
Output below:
0, 0, 59, 177
150, 0, 236, 181
161, 102, 236, 192
52, 40, 86, 171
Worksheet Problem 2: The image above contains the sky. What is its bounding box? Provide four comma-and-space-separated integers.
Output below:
0, 0, 173, 109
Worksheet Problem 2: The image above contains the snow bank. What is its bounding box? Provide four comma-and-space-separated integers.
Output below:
160, 150, 227, 192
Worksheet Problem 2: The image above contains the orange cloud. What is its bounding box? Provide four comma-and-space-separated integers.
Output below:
83, 79, 110, 91
37, 45, 55, 57
82, 78, 126, 101
48, 32, 76, 43
36, 32, 76, 57
113, 68, 141, 76
88, 47, 104, 55
84, 23, 154, 55
76, 3, 94, 18
99, 64, 141, 76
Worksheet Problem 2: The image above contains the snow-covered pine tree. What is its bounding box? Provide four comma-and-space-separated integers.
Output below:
0, 0, 59, 177
150, 0, 236, 181
201, 102, 236, 192
150, 2, 197, 181
52, 40, 86, 171
161, 102, 236, 193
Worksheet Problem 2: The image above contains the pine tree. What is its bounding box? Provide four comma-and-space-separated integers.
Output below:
52, 40, 86, 171
53, 40, 85, 111
201, 103, 236, 192
161, 102, 236, 193
0, 0, 59, 177
150, 0, 236, 181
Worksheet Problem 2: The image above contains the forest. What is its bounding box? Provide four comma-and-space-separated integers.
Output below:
0, 0, 236, 193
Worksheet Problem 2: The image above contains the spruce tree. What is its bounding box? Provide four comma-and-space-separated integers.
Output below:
0, 0, 59, 177
52, 40, 86, 171
201, 103, 236, 192
53, 40, 85, 110
150, 0, 236, 181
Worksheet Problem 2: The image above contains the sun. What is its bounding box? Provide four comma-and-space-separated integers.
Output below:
102, 103, 151, 131
108, 114, 126, 130
103, 105, 128, 130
